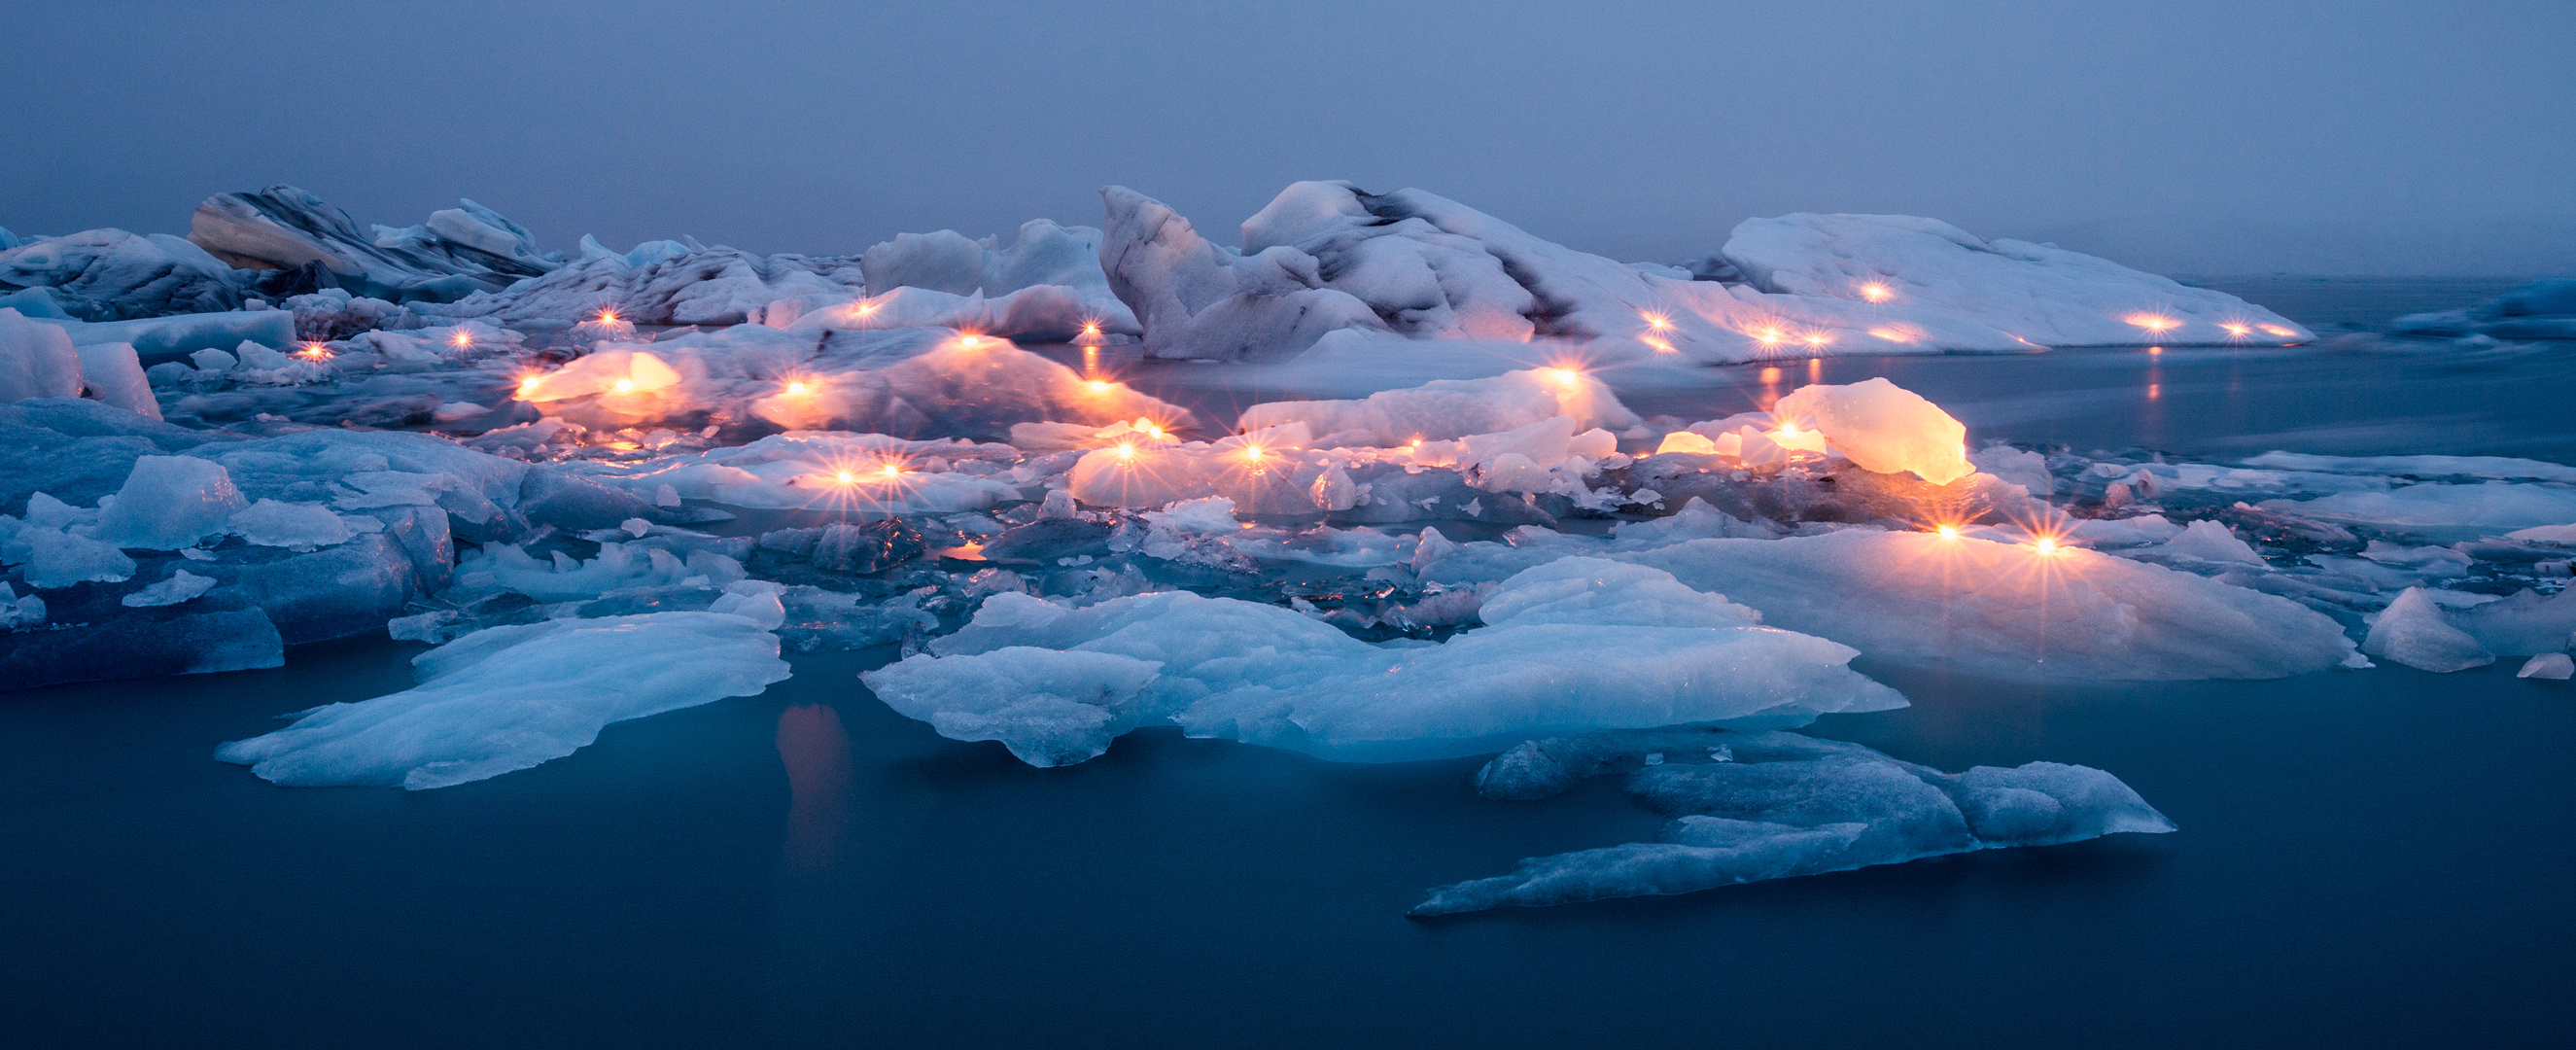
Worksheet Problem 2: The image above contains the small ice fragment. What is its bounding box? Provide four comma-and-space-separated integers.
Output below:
122, 569, 216, 608
1642, 752, 1664, 766
620, 517, 650, 538
2517, 653, 2573, 681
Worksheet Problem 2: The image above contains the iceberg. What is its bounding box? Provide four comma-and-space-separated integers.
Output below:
1768, 378, 1973, 483
859, 557, 1904, 767
1720, 213, 2312, 347
2362, 586, 2494, 672
0, 228, 246, 320
1412, 727, 2174, 914
188, 186, 556, 303
1098, 181, 2310, 364
215, 611, 791, 789
0, 307, 85, 402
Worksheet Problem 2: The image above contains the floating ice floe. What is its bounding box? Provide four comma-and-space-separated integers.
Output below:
215, 611, 790, 789
1411, 727, 2174, 914
861, 557, 1904, 767
1417, 527, 2360, 680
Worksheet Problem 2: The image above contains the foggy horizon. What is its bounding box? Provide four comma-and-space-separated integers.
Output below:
8, 0, 2571, 276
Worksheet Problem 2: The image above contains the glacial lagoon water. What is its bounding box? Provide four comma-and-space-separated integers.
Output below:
4, 279, 2569, 1048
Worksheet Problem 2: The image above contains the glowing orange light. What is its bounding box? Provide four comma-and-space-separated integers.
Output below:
2035, 537, 2063, 556
833, 471, 856, 485
1113, 442, 1136, 461
2258, 324, 2298, 337
596, 309, 620, 324
450, 332, 474, 347
784, 381, 810, 396
1756, 327, 1784, 345
1642, 311, 1673, 332
880, 464, 902, 478
614, 378, 635, 392
1868, 327, 1908, 342
1242, 445, 1266, 463
1409, 437, 1423, 447
1088, 380, 1111, 393
2126, 314, 2179, 333
1142, 423, 1166, 438
957, 333, 985, 348
1544, 368, 1581, 387
1860, 282, 1892, 302
2220, 322, 2251, 338
1643, 336, 1676, 353
1935, 524, 1960, 540
517, 376, 541, 397
1081, 321, 1103, 338
1802, 333, 1830, 348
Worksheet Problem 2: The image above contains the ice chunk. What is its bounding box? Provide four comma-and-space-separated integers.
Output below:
1, 594, 281, 691
1236, 368, 1642, 445
2518, 653, 2574, 680
215, 612, 790, 789
15, 525, 138, 588
569, 433, 1022, 513
1768, 378, 1971, 483
1970, 444, 2055, 497
227, 499, 356, 550
2362, 587, 2494, 673
67, 340, 157, 419
861, 559, 1903, 767
0, 307, 85, 402
1413, 727, 2173, 914
88, 455, 249, 549
2450, 586, 2576, 656
2150, 519, 2267, 564
121, 568, 216, 608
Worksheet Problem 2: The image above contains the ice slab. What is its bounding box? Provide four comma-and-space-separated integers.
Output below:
215, 611, 790, 789
1421, 528, 2358, 680
860, 558, 1904, 767
2260, 482, 2576, 537
2392, 278, 2576, 340
189, 186, 554, 302
0, 228, 245, 320
1412, 727, 2173, 914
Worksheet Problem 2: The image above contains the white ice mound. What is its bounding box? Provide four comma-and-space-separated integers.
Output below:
1582, 530, 2358, 679
2148, 519, 2268, 565
860, 558, 1904, 767
1411, 727, 2174, 914
1235, 368, 1642, 445
215, 612, 791, 789
1098, 181, 2307, 364
2361, 587, 2494, 673
1721, 213, 2313, 346
1768, 378, 1971, 483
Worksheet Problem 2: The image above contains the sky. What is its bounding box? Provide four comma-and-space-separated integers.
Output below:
6, 0, 2571, 275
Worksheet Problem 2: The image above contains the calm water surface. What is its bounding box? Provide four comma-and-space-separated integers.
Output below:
4, 280, 2569, 1048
